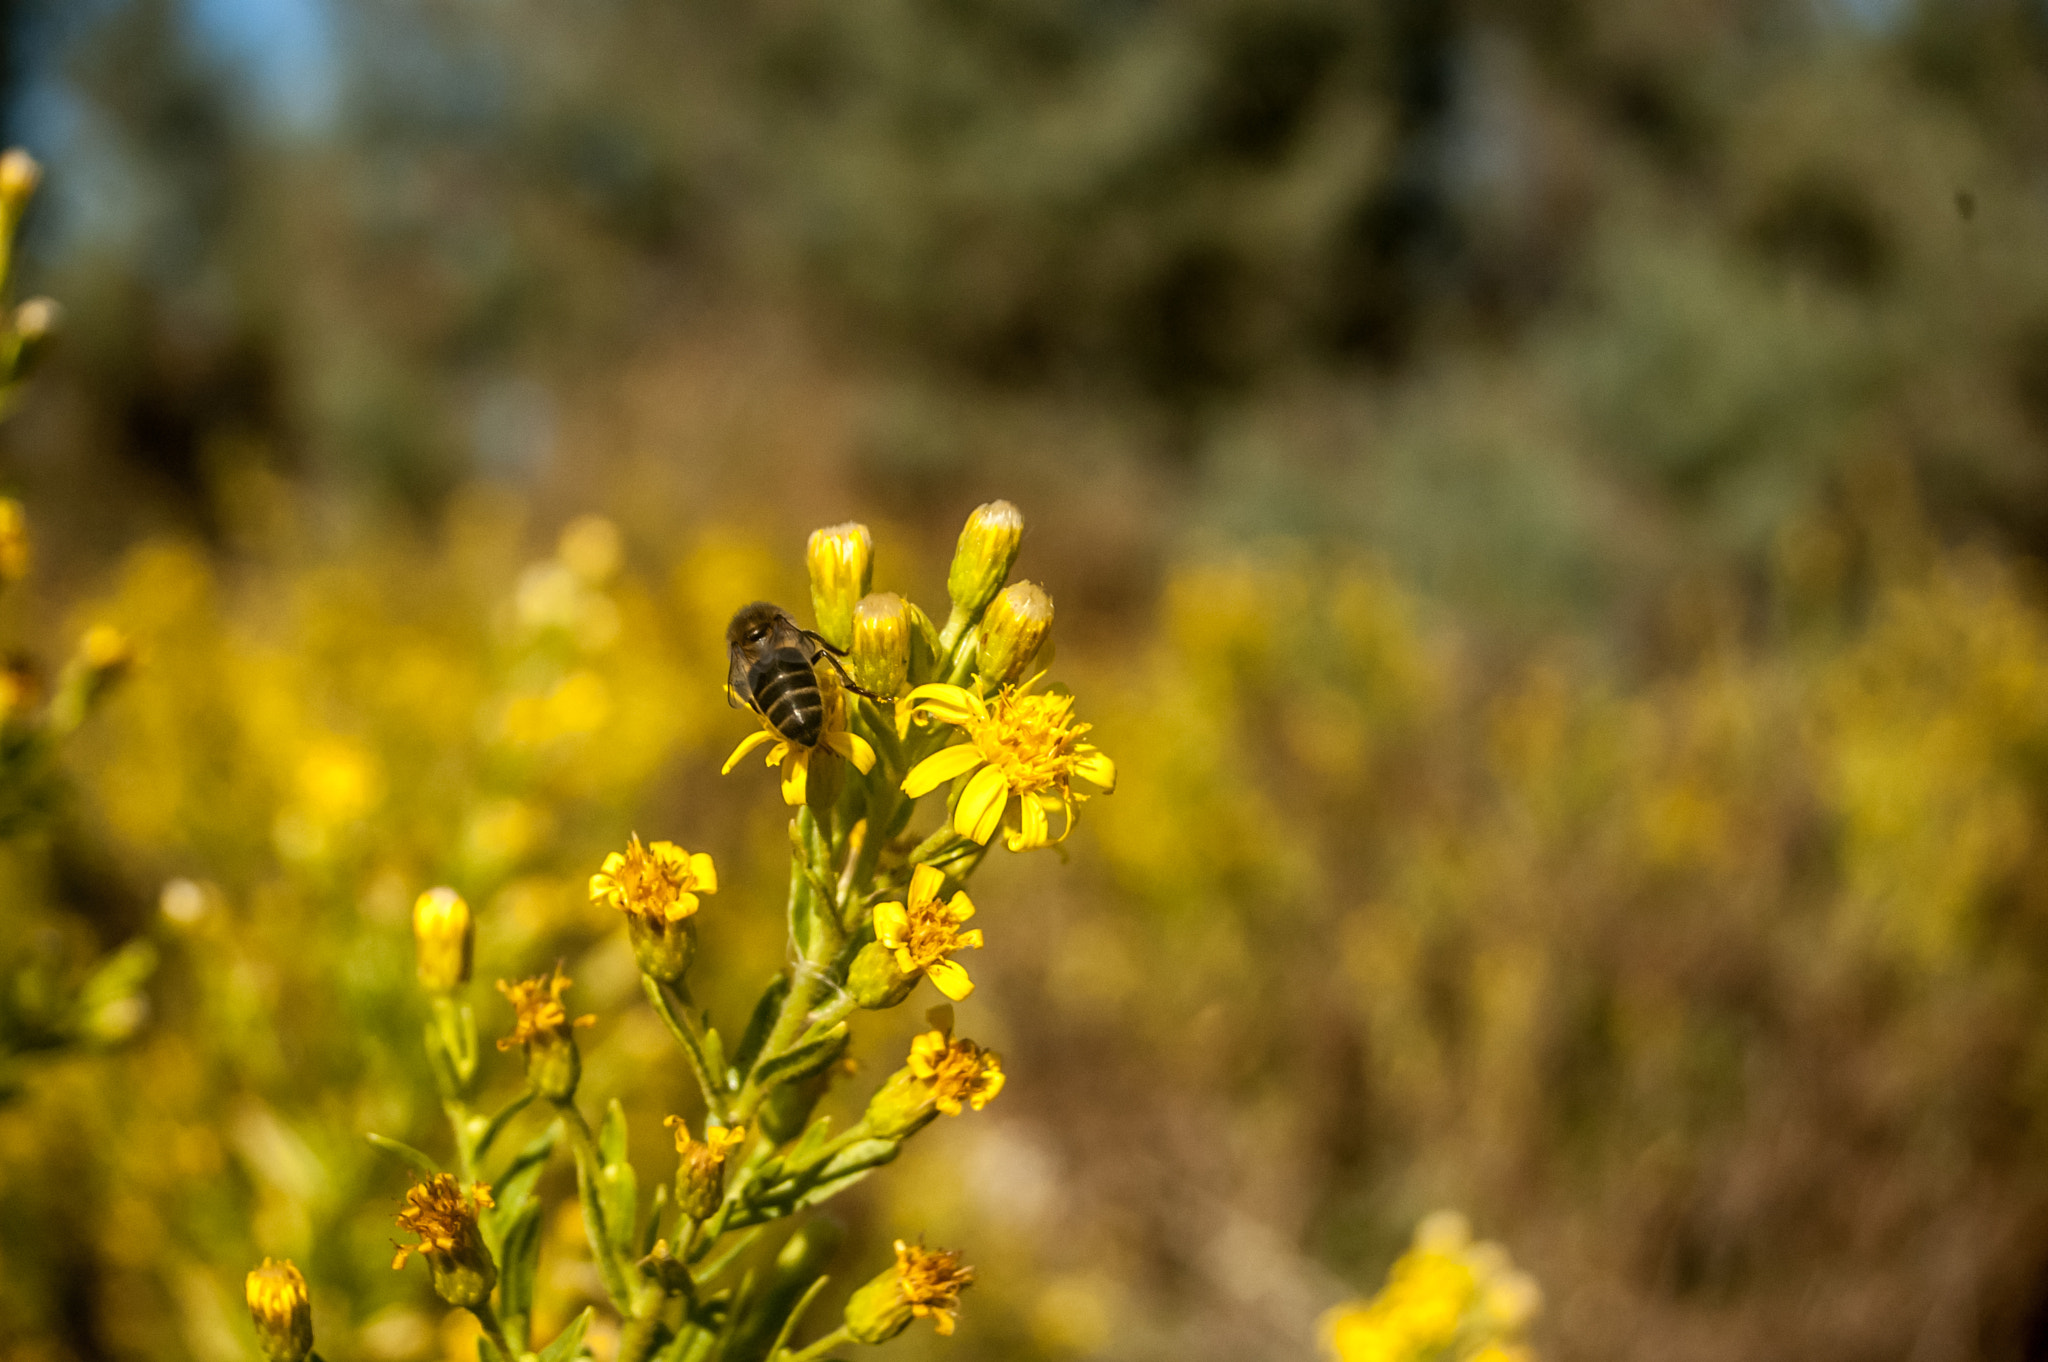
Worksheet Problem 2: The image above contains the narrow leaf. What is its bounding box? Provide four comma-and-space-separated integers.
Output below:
732, 973, 791, 1078
753, 1024, 848, 1092
496, 1201, 544, 1327
366, 1133, 442, 1177
535, 1306, 595, 1362
599, 1098, 629, 1168
600, 1158, 640, 1259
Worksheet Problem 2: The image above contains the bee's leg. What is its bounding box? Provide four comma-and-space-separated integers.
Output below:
798, 629, 850, 658
813, 649, 890, 703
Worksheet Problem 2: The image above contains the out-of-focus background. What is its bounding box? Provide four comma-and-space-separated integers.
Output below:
8, 2, 2048, 1360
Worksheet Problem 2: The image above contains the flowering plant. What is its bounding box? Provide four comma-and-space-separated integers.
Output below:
244, 501, 1110, 1362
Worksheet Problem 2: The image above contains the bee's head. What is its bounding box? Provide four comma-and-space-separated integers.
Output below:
727, 601, 788, 648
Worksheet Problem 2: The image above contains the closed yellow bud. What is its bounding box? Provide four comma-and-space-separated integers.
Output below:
0, 150, 40, 219
946, 501, 1023, 622
851, 592, 912, 698
412, 887, 473, 992
245, 1258, 313, 1362
976, 581, 1053, 687
806, 522, 873, 650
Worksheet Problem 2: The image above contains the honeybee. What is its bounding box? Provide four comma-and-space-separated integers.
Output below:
726, 602, 879, 747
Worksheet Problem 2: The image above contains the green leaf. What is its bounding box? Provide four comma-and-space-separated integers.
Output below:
483, 1124, 559, 1258
472, 1090, 535, 1163
366, 1133, 442, 1176
768, 1274, 833, 1360
790, 1165, 884, 1212
732, 974, 792, 1079
642, 1180, 670, 1256
535, 1306, 595, 1362
753, 1024, 848, 1092
599, 1098, 629, 1168
600, 1157, 639, 1259
786, 1116, 833, 1169
813, 1139, 897, 1184
495, 1200, 544, 1329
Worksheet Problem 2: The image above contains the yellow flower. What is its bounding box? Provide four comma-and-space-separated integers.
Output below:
590, 834, 717, 923
496, 965, 595, 1051
722, 668, 877, 807
391, 1174, 494, 1271
845, 1240, 975, 1342
872, 864, 984, 1001
245, 1258, 313, 1362
391, 1174, 498, 1307
906, 1022, 1005, 1116
897, 684, 1116, 850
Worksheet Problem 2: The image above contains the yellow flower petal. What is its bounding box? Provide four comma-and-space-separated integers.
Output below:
926, 957, 975, 1001
721, 728, 776, 774
954, 764, 1010, 844
874, 900, 910, 949
666, 891, 699, 921
902, 742, 986, 798
689, 852, 718, 893
779, 749, 809, 806
1009, 793, 1050, 851
909, 863, 947, 906
1071, 747, 1116, 792
827, 728, 877, 774
895, 684, 981, 737
957, 927, 984, 950
945, 890, 975, 923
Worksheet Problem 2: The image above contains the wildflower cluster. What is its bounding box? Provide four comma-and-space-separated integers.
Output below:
244, 501, 1108, 1362
1320, 1213, 1543, 1362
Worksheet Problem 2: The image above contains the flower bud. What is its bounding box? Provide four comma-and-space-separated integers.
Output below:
412, 888, 473, 993
946, 501, 1023, 623
0, 150, 40, 220
626, 912, 697, 983
861, 1066, 939, 1141
851, 592, 911, 698
12, 297, 57, 377
0, 498, 29, 584
848, 939, 916, 1011
245, 1258, 313, 1362
668, 1117, 746, 1221
975, 581, 1053, 687
392, 1175, 498, 1308
807, 522, 873, 651
844, 1240, 973, 1343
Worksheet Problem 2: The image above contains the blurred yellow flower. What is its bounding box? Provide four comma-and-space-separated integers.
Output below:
589, 833, 717, 923
898, 684, 1115, 849
1320, 1212, 1541, 1362
872, 864, 983, 1001
495, 965, 595, 1052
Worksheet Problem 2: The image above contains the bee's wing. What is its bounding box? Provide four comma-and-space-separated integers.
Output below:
727, 647, 754, 710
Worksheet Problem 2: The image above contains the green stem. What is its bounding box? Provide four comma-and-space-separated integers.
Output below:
784, 1324, 855, 1362
557, 1101, 636, 1311
644, 976, 730, 1123
470, 1299, 513, 1357
616, 1308, 665, 1362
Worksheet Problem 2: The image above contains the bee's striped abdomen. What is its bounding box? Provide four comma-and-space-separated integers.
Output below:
750, 647, 824, 747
